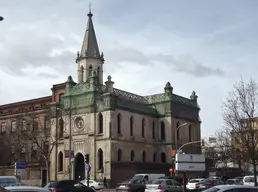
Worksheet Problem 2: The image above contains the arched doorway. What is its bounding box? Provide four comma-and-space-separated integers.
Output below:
74, 153, 85, 180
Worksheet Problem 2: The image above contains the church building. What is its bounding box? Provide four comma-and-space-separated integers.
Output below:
49, 11, 202, 187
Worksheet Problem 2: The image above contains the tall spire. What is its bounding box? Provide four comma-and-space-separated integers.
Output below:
80, 9, 100, 59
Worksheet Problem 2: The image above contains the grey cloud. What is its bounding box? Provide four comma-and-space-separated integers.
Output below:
0, 23, 78, 77
104, 45, 226, 78
152, 54, 226, 77
105, 47, 153, 66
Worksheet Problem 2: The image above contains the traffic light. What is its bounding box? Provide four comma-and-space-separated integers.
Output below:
201, 139, 205, 147
85, 154, 89, 164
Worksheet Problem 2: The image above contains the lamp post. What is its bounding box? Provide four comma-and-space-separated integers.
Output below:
173, 123, 187, 176
175, 123, 188, 152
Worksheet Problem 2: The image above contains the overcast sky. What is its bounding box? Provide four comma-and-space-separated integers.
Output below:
0, 0, 257, 137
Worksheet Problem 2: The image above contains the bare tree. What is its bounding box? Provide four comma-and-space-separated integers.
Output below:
214, 129, 234, 167
18, 110, 57, 183
223, 78, 258, 186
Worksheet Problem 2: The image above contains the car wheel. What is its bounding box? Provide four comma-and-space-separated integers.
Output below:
91, 186, 96, 190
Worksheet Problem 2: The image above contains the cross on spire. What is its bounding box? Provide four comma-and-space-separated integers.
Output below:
88, 2, 93, 17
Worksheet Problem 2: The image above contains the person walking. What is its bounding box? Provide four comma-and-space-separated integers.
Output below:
103, 177, 108, 188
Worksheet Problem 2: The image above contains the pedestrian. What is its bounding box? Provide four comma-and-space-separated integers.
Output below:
103, 177, 107, 188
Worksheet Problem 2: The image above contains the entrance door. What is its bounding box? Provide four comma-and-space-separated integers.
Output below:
42, 169, 47, 187
74, 153, 85, 180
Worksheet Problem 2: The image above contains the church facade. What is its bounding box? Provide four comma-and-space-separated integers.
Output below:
48, 11, 202, 186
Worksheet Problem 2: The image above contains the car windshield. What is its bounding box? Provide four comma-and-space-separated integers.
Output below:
133, 175, 143, 180
199, 180, 211, 184
226, 180, 235, 184
189, 179, 201, 183
152, 180, 163, 184
0, 178, 18, 187
48, 182, 57, 187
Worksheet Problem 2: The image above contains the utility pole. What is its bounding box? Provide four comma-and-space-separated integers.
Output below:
68, 108, 72, 180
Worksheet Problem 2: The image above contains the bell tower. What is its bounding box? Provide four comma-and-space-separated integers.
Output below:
76, 10, 104, 84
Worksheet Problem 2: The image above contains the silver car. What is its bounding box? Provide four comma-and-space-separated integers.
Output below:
203, 184, 258, 191
5, 186, 49, 192
145, 179, 182, 192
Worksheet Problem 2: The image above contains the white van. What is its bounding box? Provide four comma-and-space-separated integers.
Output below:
132, 174, 165, 183
243, 175, 258, 186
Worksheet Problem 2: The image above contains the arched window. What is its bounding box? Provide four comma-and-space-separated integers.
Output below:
176, 122, 180, 140
161, 152, 166, 163
142, 151, 146, 162
188, 125, 192, 141
89, 65, 93, 76
160, 121, 165, 141
141, 118, 145, 138
97, 148, 103, 171
59, 118, 64, 139
153, 152, 156, 162
130, 150, 135, 161
58, 152, 63, 172
152, 120, 155, 139
98, 113, 103, 134
118, 149, 122, 162
117, 113, 121, 135
130, 116, 134, 136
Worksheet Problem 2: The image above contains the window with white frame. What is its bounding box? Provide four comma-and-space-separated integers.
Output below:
1, 122, 6, 133
11, 121, 17, 132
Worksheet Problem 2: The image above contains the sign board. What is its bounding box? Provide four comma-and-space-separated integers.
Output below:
175, 153, 205, 172
175, 154, 205, 163
85, 164, 91, 173
15, 162, 26, 169
170, 150, 177, 157
65, 150, 74, 158
175, 163, 205, 171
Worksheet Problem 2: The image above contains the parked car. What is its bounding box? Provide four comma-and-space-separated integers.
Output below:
186, 178, 206, 191
0, 176, 20, 187
5, 186, 49, 192
80, 180, 104, 190
43, 181, 58, 191
225, 179, 242, 185
159, 176, 183, 185
116, 179, 146, 192
243, 175, 258, 186
44, 180, 94, 192
145, 179, 182, 192
196, 179, 224, 191
203, 184, 258, 191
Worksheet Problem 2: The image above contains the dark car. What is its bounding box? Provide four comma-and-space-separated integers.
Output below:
196, 179, 224, 191
44, 181, 58, 191
116, 179, 146, 192
45, 180, 94, 192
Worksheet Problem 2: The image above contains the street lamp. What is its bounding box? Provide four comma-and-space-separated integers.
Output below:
175, 123, 188, 151
0, 16, 3, 21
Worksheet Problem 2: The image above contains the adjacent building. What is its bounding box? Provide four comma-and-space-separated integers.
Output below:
0, 11, 202, 186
